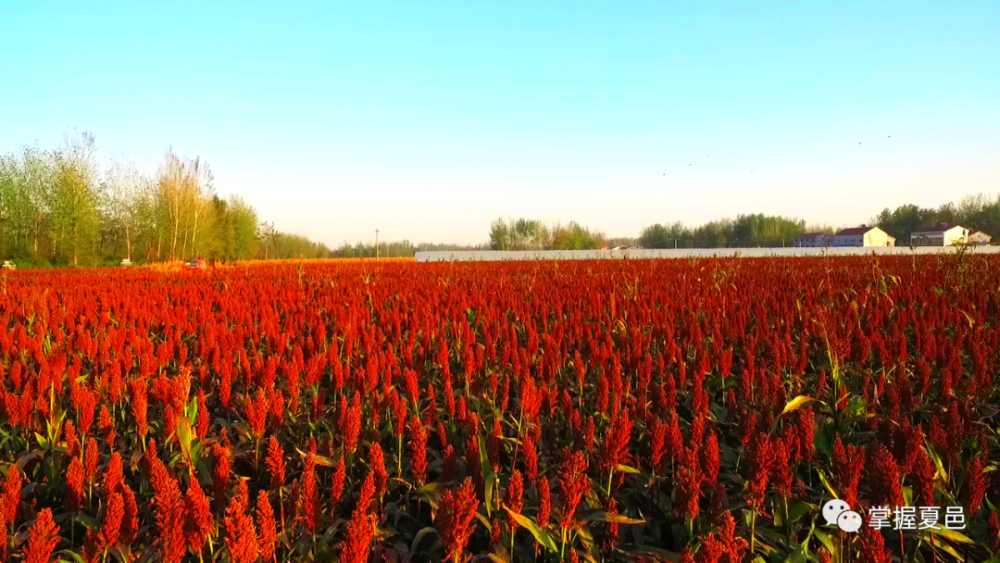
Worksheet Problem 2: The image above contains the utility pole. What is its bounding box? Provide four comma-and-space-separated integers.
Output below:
375, 228, 379, 261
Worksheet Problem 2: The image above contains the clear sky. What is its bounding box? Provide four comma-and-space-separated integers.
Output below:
2, 1, 998, 245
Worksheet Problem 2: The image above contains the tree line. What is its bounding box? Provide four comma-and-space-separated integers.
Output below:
488, 218, 607, 250
0, 133, 330, 267
492, 193, 1000, 252
637, 213, 810, 249
873, 194, 1000, 243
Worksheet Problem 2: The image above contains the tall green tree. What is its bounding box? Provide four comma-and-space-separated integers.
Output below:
49, 133, 101, 265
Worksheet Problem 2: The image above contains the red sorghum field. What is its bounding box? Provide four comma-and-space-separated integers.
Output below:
0, 255, 998, 563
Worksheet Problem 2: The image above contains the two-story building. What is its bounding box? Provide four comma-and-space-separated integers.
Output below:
793, 233, 832, 247
833, 226, 896, 247
910, 225, 968, 246
967, 230, 991, 246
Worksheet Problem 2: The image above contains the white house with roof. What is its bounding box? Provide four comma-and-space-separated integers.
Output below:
793, 233, 832, 247
910, 225, 969, 246
833, 226, 896, 247
968, 230, 992, 246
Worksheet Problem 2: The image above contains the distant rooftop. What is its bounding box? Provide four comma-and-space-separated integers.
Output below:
836, 226, 877, 236
912, 224, 963, 234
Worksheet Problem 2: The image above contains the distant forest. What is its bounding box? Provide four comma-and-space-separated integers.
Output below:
0, 134, 476, 267
2, 134, 996, 266
0, 133, 332, 267
488, 194, 1000, 251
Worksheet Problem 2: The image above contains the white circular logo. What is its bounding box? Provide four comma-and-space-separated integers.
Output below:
822, 499, 851, 526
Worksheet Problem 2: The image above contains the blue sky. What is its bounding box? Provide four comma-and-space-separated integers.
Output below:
2, 1, 998, 244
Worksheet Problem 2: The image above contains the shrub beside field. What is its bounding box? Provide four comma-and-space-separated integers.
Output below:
0, 256, 997, 562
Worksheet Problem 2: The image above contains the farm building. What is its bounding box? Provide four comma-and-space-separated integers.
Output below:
793, 233, 831, 248
968, 230, 992, 245
910, 225, 969, 246
832, 226, 896, 247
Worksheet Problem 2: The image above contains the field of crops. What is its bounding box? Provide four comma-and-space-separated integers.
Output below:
0, 255, 998, 563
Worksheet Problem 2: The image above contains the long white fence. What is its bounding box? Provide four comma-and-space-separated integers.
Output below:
415, 246, 1000, 262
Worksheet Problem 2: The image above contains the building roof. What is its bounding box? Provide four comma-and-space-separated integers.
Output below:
969, 230, 989, 236
911, 224, 963, 234
835, 226, 877, 236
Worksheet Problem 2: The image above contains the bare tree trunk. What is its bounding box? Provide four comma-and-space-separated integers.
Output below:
181, 210, 190, 259
191, 207, 199, 257
171, 196, 180, 260
125, 222, 132, 261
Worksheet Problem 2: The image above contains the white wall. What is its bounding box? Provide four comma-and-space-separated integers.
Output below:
415, 246, 1000, 262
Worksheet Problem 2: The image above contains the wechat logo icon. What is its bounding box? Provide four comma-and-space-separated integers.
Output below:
823, 499, 862, 533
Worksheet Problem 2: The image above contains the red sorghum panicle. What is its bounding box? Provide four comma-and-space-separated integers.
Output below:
84, 438, 98, 483
504, 470, 524, 522
196, 389, 210, 439
184, 478, 213, 554
257, 490, 277, 563
344, 392, 362, 453
649, 416, 667, 472
856, 521, 891, 563
832, 436, 864, 509
265, 436, 286, 491
989, 511, 1000, 552
341, 472, 377, 563
599, 408, 632, 474
697, 511, 748, 563
605, 497, 619, 550
409, 416, 428, 486
212, 440, 232, 508
83, 529, 100, 563
100, 492, 124, 549
99, 405, 115, 448
224, 480, 259, 563
866, 444, 904, 509
370, 442, 388, 499
66, 456, 85, 512
298, 447, 319, 534
64, 419, 81, 458
537, 477, 551, 528
523, 435, 539, 484
331, 456, 346, 510
558, 450, 589, 529
962, 457, 986, 515
745, 432, 772, 515
487, 418, 503, 472
490, 517, 501, 546
437, 477, 479, 563
443, 444, 457, 482
148, 444, 187, 563
120, 484, 139, 548
702, 430, 720, 484
129, 379, 148, 441
770, 437, 793, 501
3, 466, 21, 526
23, 508, 59, 563
104, 452, 123, 495
675, 445, 703, 521
74, 385, 97, 435
910, 446, 936, 507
